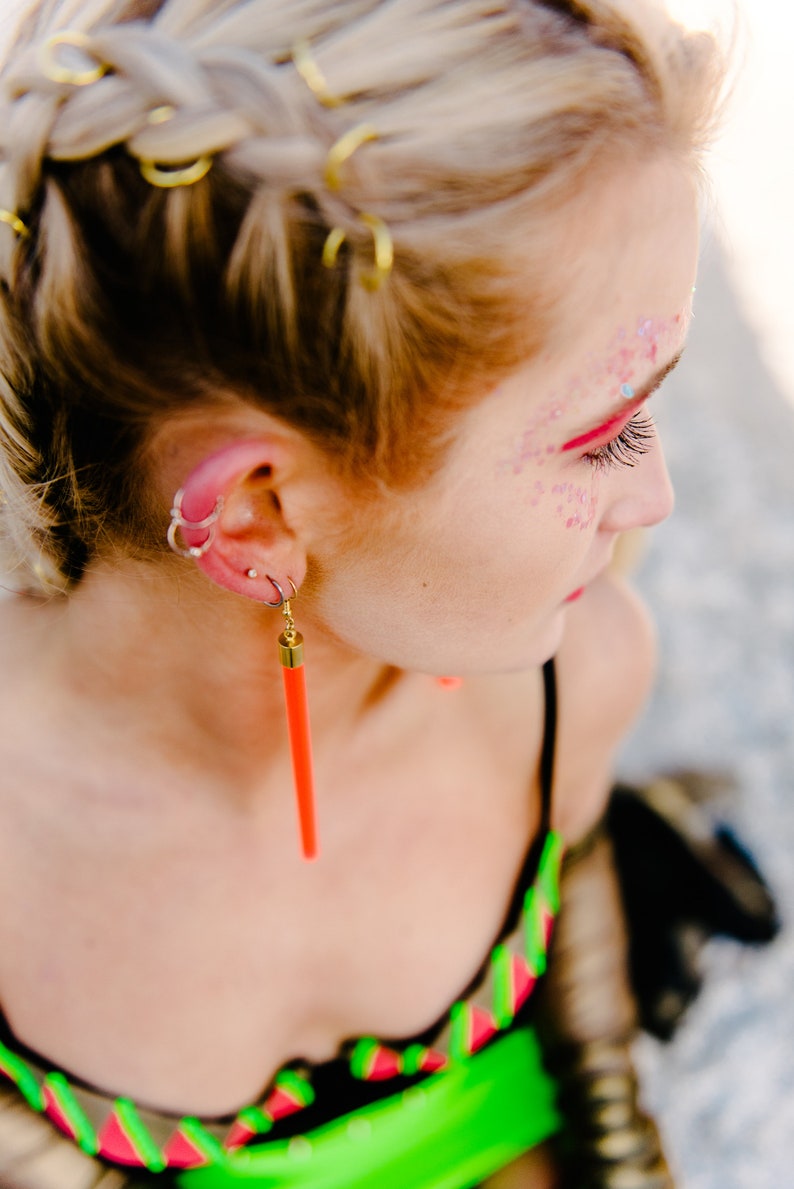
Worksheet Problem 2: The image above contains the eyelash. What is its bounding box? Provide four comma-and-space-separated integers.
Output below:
583, 413, 656, 471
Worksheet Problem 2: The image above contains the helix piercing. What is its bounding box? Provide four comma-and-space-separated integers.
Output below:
167, 489, 223, 558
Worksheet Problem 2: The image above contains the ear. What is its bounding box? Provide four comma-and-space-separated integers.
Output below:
169, 438, 307, 600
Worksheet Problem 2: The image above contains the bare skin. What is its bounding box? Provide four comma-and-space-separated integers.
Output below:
0, 568, 653, 1115
0, 156, 697, 1187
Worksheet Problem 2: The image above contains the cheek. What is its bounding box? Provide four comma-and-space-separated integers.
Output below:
516, 457, 601, 535
550, 471, 600, 531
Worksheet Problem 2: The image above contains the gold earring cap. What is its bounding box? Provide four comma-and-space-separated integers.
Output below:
279, 630, 304, 668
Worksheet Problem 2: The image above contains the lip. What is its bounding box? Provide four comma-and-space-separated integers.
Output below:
565, 551, 615, 605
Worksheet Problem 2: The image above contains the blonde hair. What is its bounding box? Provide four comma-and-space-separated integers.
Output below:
0, 0, 722, 593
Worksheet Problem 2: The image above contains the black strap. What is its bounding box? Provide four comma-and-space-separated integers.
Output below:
538, 658, 558, 833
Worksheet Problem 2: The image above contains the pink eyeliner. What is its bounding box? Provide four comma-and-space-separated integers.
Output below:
560, 399, 643, 453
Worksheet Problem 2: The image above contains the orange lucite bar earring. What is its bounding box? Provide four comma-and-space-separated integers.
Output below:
278, 594, 319, 860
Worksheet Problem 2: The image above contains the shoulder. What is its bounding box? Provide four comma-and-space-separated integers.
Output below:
551, 572, 657, 843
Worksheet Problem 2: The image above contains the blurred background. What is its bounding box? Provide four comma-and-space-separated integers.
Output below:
667, 0, 794, 404
621, 3, 794, 1185
0, 1, 790, 1185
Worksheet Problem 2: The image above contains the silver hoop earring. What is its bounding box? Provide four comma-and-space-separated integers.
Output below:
263, 576, 286, 607
262, 576, 299, 608
167, 489, 224, 559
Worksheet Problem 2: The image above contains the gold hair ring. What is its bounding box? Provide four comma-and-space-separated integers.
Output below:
0, 209, 30, 239
321, 226, 347, 270
322, 212, 393, 290
39, 31, 108, 86
139, 156, 213, 189
147, 105, 175, 126
359, 213, 393, 289
324, 123, 378, 192
292, 38, 342, 108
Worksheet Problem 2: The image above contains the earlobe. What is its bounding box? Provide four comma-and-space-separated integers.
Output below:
166, 439, 305, 598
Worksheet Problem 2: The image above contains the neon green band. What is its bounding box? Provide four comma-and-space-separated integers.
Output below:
44, 1072, 99, 1155
114, 1097, 167, 1171
176, 1027, 560, 1189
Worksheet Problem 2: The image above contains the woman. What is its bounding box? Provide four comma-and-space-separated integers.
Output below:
0, 1, 722, 1185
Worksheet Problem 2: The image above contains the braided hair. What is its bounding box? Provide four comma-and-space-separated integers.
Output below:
0, 0, 721, 591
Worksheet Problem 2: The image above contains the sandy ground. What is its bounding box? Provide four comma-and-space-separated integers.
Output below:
618, 6, 794, 1184
620, 235, 794, 1187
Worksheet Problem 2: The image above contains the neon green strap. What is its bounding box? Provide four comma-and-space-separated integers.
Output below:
177, 1027, 561, 1189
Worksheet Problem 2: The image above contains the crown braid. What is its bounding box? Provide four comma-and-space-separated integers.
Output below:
0, 0, 724, 592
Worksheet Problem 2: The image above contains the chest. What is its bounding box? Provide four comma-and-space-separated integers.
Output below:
0, 724, 541, 1115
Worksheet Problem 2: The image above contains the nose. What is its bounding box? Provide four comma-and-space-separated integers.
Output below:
599, 435, 675, 534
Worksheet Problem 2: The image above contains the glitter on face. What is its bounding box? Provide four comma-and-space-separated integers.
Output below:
529, 480, 546, 507
551, 481, 599, 531
505, 306, 689, 481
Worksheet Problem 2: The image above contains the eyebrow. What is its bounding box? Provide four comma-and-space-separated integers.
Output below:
561, 350, 684, 453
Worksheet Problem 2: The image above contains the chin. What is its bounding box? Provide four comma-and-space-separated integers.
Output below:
407, 608, 568, 678
482, 609, 567, 675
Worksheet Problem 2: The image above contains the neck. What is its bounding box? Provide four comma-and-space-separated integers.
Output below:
29, 557, 399, 797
